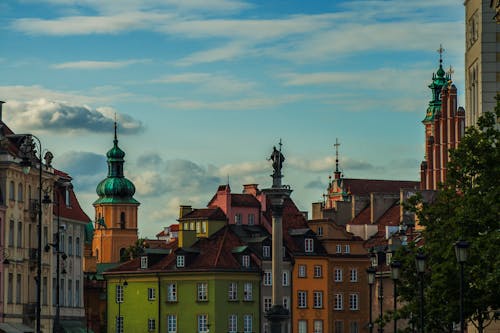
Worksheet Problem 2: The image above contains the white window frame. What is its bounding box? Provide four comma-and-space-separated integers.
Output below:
349, 293, 359, 310
334, 293, 344, 310
298, 320, 307, 333
243, 282, 253, 301
197, 282, 208, 301
116, 316, 124, 333
335, 268, 343, 282
198, 314, 208, 333
313, 291, 323, 308
263, 245, 270, 258
282, 296, 289, 310
167, 314, 177, 333
228, 314, 237, 333
235, 213, 242, 225
350, 268, 358, 282
298, 291, 307, 308
243, 314, 252, 333
282, 271, 289, 286
336, 244, 342, 253
148, 288, 156, 301
264, 297, 272, 312
305, 238, 314, 253
314, 320, 323, 333
298, 264, 306, 278
344, 245, 350, 254
116, 284, 124, 303
263, 271, 272, 286
242, 255, 250, 268
148, 318, 155, 332
228, 282, 238, 301
141, 256, 148, 269
167, 283, 177, 302
317, 226, 323, 236
314, 265, 322, 278
176, 255, 185, 268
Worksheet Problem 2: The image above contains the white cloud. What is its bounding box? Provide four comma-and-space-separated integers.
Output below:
52, 59, 150, 69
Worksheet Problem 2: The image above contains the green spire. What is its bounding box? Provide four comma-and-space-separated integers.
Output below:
423, 44, 449, 123
94, 121, 139, 205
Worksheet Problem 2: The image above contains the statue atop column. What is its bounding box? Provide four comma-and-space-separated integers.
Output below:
268, 140, 285, 187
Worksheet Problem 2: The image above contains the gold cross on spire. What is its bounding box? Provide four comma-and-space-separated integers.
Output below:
437, 44, 445, 63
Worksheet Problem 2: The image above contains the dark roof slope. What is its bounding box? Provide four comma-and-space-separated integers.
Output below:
180, 207, 227, 221
344, 178, 419, 196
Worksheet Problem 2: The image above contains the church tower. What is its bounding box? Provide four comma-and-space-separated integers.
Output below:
92, 122, 140, 263
420, 47, 465, 190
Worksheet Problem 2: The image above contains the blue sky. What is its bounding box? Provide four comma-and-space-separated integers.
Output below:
0, 0, 464, 237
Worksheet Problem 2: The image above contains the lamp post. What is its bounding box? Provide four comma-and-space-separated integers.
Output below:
19, 134, 46, 333
415, 251, 426, 333
390, 260, 401, 333
367, 267, 376, 333
455, 240, 469, 333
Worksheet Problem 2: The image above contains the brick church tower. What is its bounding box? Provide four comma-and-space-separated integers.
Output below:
420, 48, 465, 190
92, 122, 140, 263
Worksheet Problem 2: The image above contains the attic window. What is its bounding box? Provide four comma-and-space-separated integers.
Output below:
65, 188, 71, 207
140, 256, 148, 269
235, 213, 242, 225
262, 245, 270, 258
176, 255, 185, 268
305, 238, 314, 253
242, 255, 250, 268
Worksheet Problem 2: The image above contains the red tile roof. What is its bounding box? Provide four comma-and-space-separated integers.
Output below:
180, 207, 227, 221
54, 170, 91, 223
349, 206, 371, 225
344, 178, 419, 196
376, 204, 400, 229
231, 194, 261, 207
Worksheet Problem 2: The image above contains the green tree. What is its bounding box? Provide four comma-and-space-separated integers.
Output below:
120, 238, 146, 262
397, 103, 500, 332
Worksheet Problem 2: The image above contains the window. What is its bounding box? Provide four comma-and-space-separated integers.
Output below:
68, 279, 72, 307
116, 284, 124, 303
335, 321, 344, 333
201, 221, 207, 233
176, 255, 185, 268
242, 255, 250, 268
349, 321, 359, 333
148, 288, 156, 301
298, 291, 307, 308
8, 220, 14, 247
75, 237, 81, 256
235, 213, 242, 225
7, 273, 13, 303
9, 181, 14, 201
167, 283, 177, 302
264, 297, 272, 312
298, 264, 306, 278
336, 244, 342, 253
196, 221, 201, 233
262, 245, 270, 258
65, 188, 71, 206
282, 271, 289, 286
298, 320, 307, 333
198, 314, 208, 333
350, 268, 358, 282
197, 283, 208, 301
17, 222, 22, 248
317, 226, 323, 236
52, 278, 56, 305
263, 271, 272, 286
283, 296, 289, 309
167, 314, 177, 333
248, 213, 255, 225
313, 291, 323, 308
60, 234, 65, 252
141, 256, 148, 269
42, 277, 48, 305
243, 282, 252, 301
75, 280, 80, 307
228, 282, 238, 301
334, 293, 343, 310
335, 268, 343, 282
314, 320, 323, 333
243, 314, 252, 333
68, 236, 73, 256
116, 316, 124, 333
190, 222, 195, 230
228, 314, 237, 333
314, 265, 322, 278
349, 293, 359, 310
148, 318, 155, 331
344, 245, 350, 254
16, 274, 21, 303
17, 183, 23, 202
120, 212, 125, 229
305, 238, 314, 252
60, 279, 65, 306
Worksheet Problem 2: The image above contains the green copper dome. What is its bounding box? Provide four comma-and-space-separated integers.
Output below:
423, 57, 449, 123
94, 123, 139, 205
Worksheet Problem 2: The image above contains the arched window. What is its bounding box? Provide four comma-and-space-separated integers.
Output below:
9, 181, 15, 201
120, 212, 126, 229
17, 183, 23, 202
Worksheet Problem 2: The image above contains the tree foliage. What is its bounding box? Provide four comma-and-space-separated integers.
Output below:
396, 103, 500, 332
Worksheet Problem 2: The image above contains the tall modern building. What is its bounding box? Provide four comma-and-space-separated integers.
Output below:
464, 0, 500, 126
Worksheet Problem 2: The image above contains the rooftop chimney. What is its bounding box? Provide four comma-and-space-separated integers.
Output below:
0, 101, 4, 122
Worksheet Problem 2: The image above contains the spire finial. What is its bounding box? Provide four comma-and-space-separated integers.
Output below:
437, 44, 445, 64
114, 113, 118, 144
334, 138, 340, 173
447, 65, 454, 80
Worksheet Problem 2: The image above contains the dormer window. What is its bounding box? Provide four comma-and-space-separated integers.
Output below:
262, 245, 270, 258
248, 213, 255, 225
235, 213, 242, 225
242, 255, 250, 268
305, 238, 314, 253
317, 226, 323, 236
65, 188, 71, 207
140, 256, 148, 269
176, 255, 185, 268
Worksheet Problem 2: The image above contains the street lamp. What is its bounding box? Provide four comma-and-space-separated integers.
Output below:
455, 240, 469, 333
367, 267, 376, 333
390, 260, 401, 333
415, 251, 426, 333
19, 134, 48, 333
